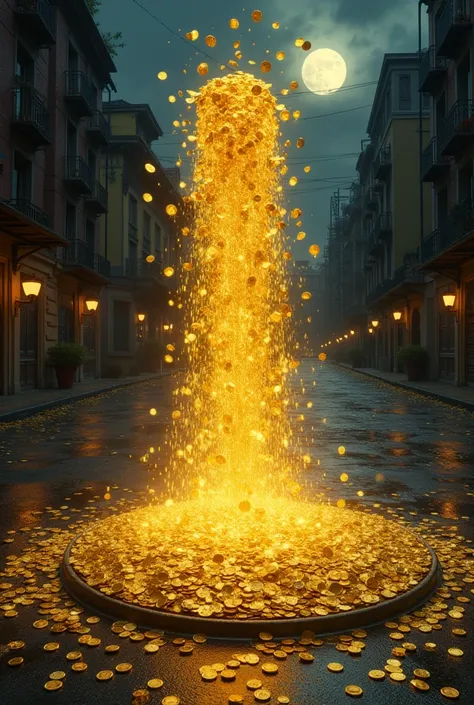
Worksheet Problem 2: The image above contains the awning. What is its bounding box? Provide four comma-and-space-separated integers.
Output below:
0, 199, 68, 247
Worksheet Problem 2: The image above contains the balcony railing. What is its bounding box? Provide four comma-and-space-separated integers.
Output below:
435, 0, 472, 58
419, 46, 449, 93
63, 239, 110, 278
0, 198, 50, 229
421, 138, 451, 181
128, 222, 138, 243
14, 0, 56, 45
11, 85, 50, 146
63, 156, 93, 193
439, 99, 474, 156
64, 71, 95, 117
364, 186, 378, 211
366, 265, 424, 307
373, 146, 392, 180
372, 212, 392, 240
86, 110, 109, 145
421, 197, 474, 261
85, 181, 108, 214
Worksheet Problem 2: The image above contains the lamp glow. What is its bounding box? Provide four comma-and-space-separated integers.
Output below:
371, 320, 379, 328
137, 313, 146, 322
22, 279, 42, 298
393, 311, 402, 321
368, 327, 373, 334
163, 324, 170, 331
443, 293, 456, 309
350, 330, 355, 335
85, 299, 99, 312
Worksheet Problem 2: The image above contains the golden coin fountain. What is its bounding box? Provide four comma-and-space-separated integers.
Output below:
62, 73, 439, 636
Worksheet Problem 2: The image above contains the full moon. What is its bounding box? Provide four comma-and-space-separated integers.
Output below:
302, 48, 347, 96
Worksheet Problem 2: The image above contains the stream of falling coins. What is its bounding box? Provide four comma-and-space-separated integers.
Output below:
165, 73, 299, 503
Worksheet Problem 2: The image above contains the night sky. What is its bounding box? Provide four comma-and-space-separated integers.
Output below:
97, 0, 423, 259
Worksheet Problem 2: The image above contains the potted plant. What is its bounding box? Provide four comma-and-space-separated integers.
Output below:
348, 347, 365, 369
397, 345, 429, 382
137, 338, 165, 373
48, 343, 88, 389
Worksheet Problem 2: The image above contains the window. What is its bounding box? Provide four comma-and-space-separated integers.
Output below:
129, 195, 138, 225
65, 203, 76, 240
398, 74, 411, 110
154, 223, 162, 259
58, 297, 74, 343
129, 240, 138, 260
87, 149, 96, 179
15, 42, 34, 85
143, 212, 151, 256
113, 300, 131, 352
12, 151, 32, 202
68, 43, 79, 72
67, 121, 77, 157
86, 219, 95, 252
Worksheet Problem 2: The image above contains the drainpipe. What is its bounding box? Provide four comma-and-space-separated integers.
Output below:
104, 85, 112, 261
418, 0, 425, 256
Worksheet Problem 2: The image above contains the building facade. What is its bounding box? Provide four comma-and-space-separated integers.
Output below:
99, 100, 182, 376
0, 0, 115, 395
420, 0, 474, 385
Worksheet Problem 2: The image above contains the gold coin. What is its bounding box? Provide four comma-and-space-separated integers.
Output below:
390, 672, 406, 682
387, 659, 402, 667
452, 628, 466, 636
8, 657, 24, 667
33, 620, 48, 629
227, 660, 241, 669
87, 637, 101, 647
440, 687, 460, 699
123, 622, 137, 631
411, 679, 430, 691
448, 648, 463, 657
132, 690, 149, 701
148, 679, 164, 689
44, 642, 60, 652
274, 650, 287, 659
327, 663, 344, 672
211, 662, 226, 672
200, 668, 217, 681
50, 671, 66, 680
193, 634, 207, 644
247, 679, 263, 690
115, 663, 133, 673
368, 670, 385, 680
179, 644, 194, 655
299, 652, 314, 663
345, 685, 363, 697
72, 662, 88, 672
162, 698, 180, 705
277, 698, 290, 704
261, 662, 278, 674
413, 669, 430, 679
259, 632, 273, 641
145, 643, 160, 653
424, 642, 437, 650
254, 690, 271, 702
221, 669, 237, 681
229, 697, 243, 704
105, 645, 120, 653
44, 680, 63, 691
96, 670, 114, 681
389, 632, 404, 640
246, 654, 260, 665
8, 641, 25, 650
78, 635, 91, 645
347, 646, 361, 655
66, 651, 82, 661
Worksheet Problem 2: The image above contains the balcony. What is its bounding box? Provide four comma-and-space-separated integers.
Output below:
63, 156, 93, 194
128, 222, 138, 243
439, 99, 474, 157
421, 138, 451, 181
364, 186, 378, 211
63, 239, 110, 282
372, 212, 392, 241
366, 265, 424, 308
64, 71, 95, 117
373, 146, 392, 180
421, 198, 474, 267
367, 226, 384, 257
14, 0, 56, 46
11, 85, 50, 147
85, 181, 108, 214
435, 0, 472, 58
0, 198, 68, 250
419, 46, 449, 94
0, 198, 50, 229
86, 110, 109, 146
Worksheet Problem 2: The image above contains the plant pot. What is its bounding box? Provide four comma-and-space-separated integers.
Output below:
55, 365, 78, 389
405, 362, 425, 382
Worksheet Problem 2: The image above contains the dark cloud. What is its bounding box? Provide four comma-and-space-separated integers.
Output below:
332, 0, 410, 26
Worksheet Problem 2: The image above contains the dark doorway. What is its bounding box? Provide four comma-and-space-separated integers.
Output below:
411, 308, 421, 345
20, 294, 37, 389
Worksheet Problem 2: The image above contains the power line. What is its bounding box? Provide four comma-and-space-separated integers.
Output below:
303, 104, 373, 121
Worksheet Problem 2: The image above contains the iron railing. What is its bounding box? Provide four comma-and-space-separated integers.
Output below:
421, 197, 474, 261
63, 156, 93, 191
419, 45, 449, 89
87, 181, 108, 210
372, 212, 392, 239
87, 110, 109, 139
64, 71, 95, 111
63, 239, 110, 277
0, 198, 50, 228
373, 146, 392, 178
15, 0, 56, 41
12, 85, 50, 141
436, 0, 471, 52
128, 222, 138, 243
421, 137, 450, 178
439, 99, 474, 152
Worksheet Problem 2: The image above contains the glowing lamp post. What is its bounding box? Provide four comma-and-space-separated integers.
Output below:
393, 311, 402, 321
443, 293, 458, 321
137, 313, 146, 322
14, 278, 42, 316
368, 327, 373, 334
371, 319, 379, 328
81, 297, 99, 323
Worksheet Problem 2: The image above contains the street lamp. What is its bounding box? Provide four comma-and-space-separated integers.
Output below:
442, 293, 458, 321
350, 330, 355, 335
81, 297, 99, 323
14, 278, 42, 316
344, 334, 348, 339
137, 313, 146, 322
371, 319, 379, 328
368, 327, 374, 334
393, 311, 402, 321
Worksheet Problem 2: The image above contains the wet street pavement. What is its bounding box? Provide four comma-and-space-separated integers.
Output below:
0, 362, 473, 705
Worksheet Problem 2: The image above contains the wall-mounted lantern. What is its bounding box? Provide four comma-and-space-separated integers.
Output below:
81, 297, 99, 323
393, 311, 402, 321
442, 293, 458, 321
14, 278, 42, 317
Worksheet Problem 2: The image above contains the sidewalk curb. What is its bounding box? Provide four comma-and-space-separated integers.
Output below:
0, 371, 177, 424
338, 364, 474, 412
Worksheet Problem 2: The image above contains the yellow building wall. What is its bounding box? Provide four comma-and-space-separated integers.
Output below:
391, 118, 432, 268
110, 112, 137, 136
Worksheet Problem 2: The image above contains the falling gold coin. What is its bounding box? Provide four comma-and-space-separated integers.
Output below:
261, 61, 272, 73
205, 35, 217, 47
148, 679, 164, 689
276, 51, 285, 61
448, 647, 464, 656
166, 204, 178, 217
8, 657, 24, 667
301, 291, 311, 301
197, 63, 208, 76
345, 685, 363, 697
327, 663, 344, 672
440, 687, 460, 699
44, 680, 63, 691
157, 71, 167, 80
368, 670, 386, 681
302, 41, 312, 50
229, 18, 240, 29
115, 663, 133, 673
251, 10, 263, 22
143, 193, 153, 203
411, 679, 430, 691
72, 662, 88, 672
96, 670, 114, 681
